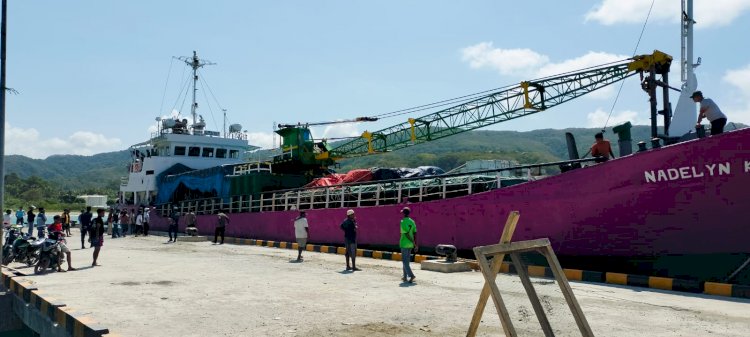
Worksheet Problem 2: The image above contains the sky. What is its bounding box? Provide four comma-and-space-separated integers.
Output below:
3, 0, 750, 159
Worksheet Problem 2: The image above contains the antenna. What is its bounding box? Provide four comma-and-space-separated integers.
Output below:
176, 51, 215, 128
223, 109, 227, 138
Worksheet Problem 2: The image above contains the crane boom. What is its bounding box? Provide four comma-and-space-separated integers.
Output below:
326, 50, 672, 160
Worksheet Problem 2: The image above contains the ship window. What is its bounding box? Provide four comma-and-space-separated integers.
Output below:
229, 150, 239, 159
146, 170, 154, 175
174, 146, 186, 156
188, 146, 200, 157
216, 148, 227, 158
202, 147, 214, 157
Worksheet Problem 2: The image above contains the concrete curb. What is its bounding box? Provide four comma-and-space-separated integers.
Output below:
1, 269, 111, 337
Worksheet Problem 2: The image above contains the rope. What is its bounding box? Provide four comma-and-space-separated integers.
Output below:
602, 0, 656, 131
158, 57, 175, 116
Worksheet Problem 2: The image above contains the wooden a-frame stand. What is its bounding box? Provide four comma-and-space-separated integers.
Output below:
466, 212, 594, 337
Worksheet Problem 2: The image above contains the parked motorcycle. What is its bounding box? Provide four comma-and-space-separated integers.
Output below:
2, 224, 24, 265
34, 237, 65, 275
8, 235, 43, 266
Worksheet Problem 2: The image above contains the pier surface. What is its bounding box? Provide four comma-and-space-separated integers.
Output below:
5, 236, 749, 337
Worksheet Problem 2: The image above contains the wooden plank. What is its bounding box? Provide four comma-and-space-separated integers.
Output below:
543, 245, 595, 337
466, 211, 519, 337
473, 238, 551, 256
510, 253, 554, 337
475, 248, 517, 337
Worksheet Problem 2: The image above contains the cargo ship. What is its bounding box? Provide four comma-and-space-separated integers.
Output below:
120, 1, 749, 284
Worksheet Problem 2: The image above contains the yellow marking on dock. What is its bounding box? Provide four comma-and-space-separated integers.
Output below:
704, 282, 732, 297
528, 265, 546, 277
372, 251, 383, 259
606, 272, 628, 285
564, 269, 583, 281
648, 277, 673, 291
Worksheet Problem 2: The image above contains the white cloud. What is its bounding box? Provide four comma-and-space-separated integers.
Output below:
461, 43, 628, 100
246, 132, 276, 149
585, 0, 750, 28
315, 123, 362, 139
722, 64, 750, 123
5, 123, 123, 159
586, 108, 648, 128
461, 42, 549, 76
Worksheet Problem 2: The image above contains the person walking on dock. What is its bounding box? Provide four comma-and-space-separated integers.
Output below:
168, 208, 179, 242
692, 91, 728, 135
214, 211, 229, 244
91, 208, 106, 267
399, 207, 418, 283
119, 210, 129, 238
340, 209, 360, 271
79, 207, 93, 249
294, 211, 309, 261
135, 209, 144, 237
143, 208, 151, 236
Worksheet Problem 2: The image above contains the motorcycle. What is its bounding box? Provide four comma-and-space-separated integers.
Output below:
8, 234, 43, 266
2, 224, 25, 265
34, 236, 65, 275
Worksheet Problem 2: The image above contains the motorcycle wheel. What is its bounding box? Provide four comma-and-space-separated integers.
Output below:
26, 251, 40, 266
34, 257, 50, 275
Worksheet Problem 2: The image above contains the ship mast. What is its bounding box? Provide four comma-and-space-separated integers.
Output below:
670, 0, 700, 137
178, 51, 215, 127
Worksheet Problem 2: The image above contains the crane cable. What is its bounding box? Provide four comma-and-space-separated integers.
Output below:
601, 0, 656, 131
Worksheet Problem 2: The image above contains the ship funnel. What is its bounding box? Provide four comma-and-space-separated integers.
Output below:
564, 132, 580, 160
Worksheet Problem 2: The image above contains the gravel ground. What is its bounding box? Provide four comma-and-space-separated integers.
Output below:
5, 235, 750, 337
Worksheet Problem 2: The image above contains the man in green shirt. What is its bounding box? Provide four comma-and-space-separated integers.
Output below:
399, 207, 418, 283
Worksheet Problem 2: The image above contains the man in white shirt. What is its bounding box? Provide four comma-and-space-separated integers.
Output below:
692, 91, 728, 135
293, 211, 309, 262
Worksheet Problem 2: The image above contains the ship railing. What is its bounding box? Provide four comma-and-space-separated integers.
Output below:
160, 158, 596, 215
120, 177, 129, 186
232, 162, 272, 175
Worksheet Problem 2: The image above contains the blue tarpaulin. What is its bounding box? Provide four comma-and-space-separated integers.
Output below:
156, 164, 236, 204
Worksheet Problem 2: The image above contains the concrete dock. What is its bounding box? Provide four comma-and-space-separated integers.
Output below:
3, 235, 749, 337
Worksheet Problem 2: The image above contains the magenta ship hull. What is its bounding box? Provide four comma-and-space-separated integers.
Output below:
149, 128, 750, 260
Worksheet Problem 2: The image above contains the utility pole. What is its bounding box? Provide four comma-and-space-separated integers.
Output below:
0, 0, 8, 271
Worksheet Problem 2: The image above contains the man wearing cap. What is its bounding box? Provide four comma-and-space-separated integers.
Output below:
692, 91, 727, 135
293, 211, 309, 261
399, 207, 418, 283
340, 209, 360, 271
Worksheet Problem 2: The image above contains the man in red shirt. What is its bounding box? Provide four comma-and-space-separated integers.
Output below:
590, 132, 616, 162
47, 215, 76, 272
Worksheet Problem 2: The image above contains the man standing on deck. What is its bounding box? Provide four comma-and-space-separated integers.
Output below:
79, 207, 93, 249
590, 132, 615, 162
214, 210, 229, 244
399, 207, 417, 283
293, 211, 309, 261
91, 208, 106, 267
692, 91, 728, 135
340, 209, 360, 271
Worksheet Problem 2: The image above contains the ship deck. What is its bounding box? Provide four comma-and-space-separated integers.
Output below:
3, 235, 749, 336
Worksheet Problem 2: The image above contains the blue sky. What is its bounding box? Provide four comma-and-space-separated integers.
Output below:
4, 1, 750, 158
